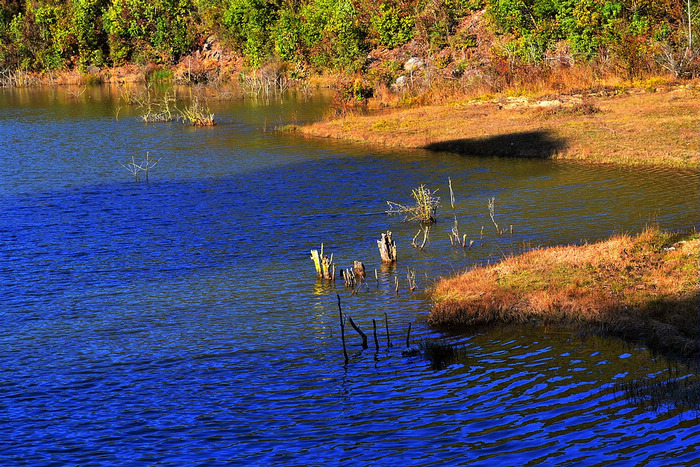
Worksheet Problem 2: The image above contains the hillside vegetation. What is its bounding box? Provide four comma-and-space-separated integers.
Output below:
0, 0, 698, 89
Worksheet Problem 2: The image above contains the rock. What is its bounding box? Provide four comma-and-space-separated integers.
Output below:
537, 100, 562, 108
395, 75, 407, 87
404, 57, 425, 72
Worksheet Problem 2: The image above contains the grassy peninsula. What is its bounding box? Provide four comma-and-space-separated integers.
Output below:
294, 83, 700, 170
430, 227, 699, 363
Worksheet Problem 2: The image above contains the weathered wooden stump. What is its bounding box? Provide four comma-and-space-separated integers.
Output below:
342, 268, 356, 288
377, 231, 397, 263
310, 243, 334, 280
353, 261, 366, 279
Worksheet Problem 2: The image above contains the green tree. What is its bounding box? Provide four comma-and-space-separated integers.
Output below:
300, 0, 366, 70
103, 0, 198, 65
371, 3, 415, 48
222, 0, 278, 67
73, 0, 109, 67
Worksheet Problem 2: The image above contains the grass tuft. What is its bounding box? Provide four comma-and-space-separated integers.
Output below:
418, 339, 469, 370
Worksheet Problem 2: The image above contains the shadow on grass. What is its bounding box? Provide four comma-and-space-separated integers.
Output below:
422, 130, 567, 158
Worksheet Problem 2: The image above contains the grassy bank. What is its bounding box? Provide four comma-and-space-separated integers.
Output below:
429, 227, 699, 364
293, 84, 700, 170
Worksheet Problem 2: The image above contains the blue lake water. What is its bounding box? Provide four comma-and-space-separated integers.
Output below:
1, 86, 699, 464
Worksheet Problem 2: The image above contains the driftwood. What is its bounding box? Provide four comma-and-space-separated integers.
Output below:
342, 261, 366, 289
342, 268, 357, 288
412, 225, 430, 250
336, 295, 368, 352
377, 231, 397, 263
310, 243, 334, 280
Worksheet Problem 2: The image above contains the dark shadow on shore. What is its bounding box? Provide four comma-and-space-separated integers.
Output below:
430, 291, 699, 366
602, 291, 700, 367
422, 130, 567, 159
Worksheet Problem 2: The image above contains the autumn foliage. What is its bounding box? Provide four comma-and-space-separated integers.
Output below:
0, 0, 697, 83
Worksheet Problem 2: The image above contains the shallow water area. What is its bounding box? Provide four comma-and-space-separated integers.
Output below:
0, 86, 699, 464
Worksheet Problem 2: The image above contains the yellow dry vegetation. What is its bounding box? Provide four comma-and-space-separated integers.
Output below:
429, 227, 700, 361
296, 86, 700, 169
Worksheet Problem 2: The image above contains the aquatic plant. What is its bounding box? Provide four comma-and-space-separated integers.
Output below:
487, 197, 501, 235
406, 267, 417, 291
142, 94, 177, 123
238, 64, 290, 97
416, 339, 468, 370
619, 367, 700, 413
134, 87, 177, 123
386, 184, 439, 224
447, 177, 472, 248
179, 98, 216, 126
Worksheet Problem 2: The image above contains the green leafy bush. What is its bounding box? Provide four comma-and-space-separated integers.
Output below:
222, 0, 277, 67
271, 4, 302, 62
104, 0, 197, 65
372, 4, 415, 48
300, 0, 366, 70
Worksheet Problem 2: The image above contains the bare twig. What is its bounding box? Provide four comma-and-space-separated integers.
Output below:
488, 197, 501, 235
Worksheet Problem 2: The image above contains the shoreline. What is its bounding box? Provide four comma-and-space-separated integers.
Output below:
428, 227, 699, 365
291, 85, 700, 170
5, 69, 699, 172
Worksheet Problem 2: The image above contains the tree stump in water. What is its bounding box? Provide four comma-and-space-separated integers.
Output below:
310, 244, 334, 280
342, 268, 357, 288
353, 261, 366, 279
377, 231, 397, 263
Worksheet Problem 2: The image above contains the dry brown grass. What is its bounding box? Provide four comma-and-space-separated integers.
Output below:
294, 84, 700, 169
429, 227, 700, 362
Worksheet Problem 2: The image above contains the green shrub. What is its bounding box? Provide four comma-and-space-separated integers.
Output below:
222, 0, 277, 67
485, 0, 683, 64
372, 4, 415, 48
104, 0, 197, 65
300, 0, 366, 71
